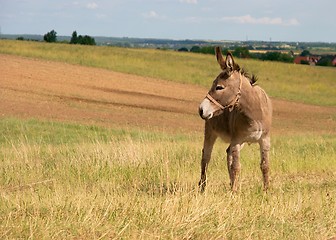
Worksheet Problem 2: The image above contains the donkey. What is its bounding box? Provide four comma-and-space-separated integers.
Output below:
198, 47, 272, 192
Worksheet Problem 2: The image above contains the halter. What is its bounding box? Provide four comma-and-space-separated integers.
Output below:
206, 73, 243, 112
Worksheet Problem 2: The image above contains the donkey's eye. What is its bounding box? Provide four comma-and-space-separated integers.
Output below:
216, 85, 225, 91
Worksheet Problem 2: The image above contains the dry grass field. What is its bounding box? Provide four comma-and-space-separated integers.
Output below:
0, 46, 336, 239
1, 54, 335, 135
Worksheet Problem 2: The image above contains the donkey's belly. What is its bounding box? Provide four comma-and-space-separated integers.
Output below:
245, 120, 264, 142
217, 132, 231, 143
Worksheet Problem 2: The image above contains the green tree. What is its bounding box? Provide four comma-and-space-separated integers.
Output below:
261, 52, 293, 63
78, 35, 96, 45
43, 30, 57, 42
316, 57, 333, 67
70, 31, 96, 45
190, 46, 201, 53
300, 50, 311, 56
199, 46, 215, 54
70, 31, 78, 44
178, 47, 188, 52
233, 47, 250, 58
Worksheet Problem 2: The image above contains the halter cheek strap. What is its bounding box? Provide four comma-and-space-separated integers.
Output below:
205, 74, 242, 112
206, 93, 225, 110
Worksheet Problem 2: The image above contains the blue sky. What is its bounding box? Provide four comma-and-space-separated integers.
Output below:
0, 0, 335, 42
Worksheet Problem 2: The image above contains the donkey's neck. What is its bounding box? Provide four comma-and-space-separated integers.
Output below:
237, 79, 264, 121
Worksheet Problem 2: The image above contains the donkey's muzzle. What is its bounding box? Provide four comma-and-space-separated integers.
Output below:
199, 98, 215, 120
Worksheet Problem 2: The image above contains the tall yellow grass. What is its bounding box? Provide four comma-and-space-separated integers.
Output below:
1, 119, 335, 239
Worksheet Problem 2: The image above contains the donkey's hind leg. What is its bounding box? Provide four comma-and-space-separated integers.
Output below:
259, 136, 271, 191
229, 143, 243, 192
227, 143, 245, 191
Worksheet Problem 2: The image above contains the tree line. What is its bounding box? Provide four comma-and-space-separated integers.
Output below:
20, 30, 334, 66
43, 29, 96, 45
179, 46, 294, 63
178, 46, 335, 66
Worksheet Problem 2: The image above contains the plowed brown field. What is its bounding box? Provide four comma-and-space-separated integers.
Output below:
1, 54, 335, 135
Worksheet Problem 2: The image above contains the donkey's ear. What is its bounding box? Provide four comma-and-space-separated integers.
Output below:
225, 52, 235, 71
215, 47, 226, 70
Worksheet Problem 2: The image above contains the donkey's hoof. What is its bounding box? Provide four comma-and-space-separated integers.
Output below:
198, 180, 206, 193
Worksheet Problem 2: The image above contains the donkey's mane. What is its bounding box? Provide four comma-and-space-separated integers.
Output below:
226, 63, 257, 86
241, 68, 258, 86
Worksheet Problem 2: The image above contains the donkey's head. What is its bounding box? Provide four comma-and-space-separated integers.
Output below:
199, 47, 243, 120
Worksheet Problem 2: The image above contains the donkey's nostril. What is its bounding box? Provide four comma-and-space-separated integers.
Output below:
199, 108, 203, 117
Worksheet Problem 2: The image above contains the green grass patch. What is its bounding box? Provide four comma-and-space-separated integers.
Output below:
1, 118, 335, 239
1, 40, 336, 106
0, 117, 191, 149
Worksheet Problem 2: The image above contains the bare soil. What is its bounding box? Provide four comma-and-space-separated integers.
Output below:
1, 54, 335, 135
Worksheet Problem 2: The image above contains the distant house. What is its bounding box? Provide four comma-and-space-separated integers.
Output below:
294, 56, 321, 65
332, 56, 336, 66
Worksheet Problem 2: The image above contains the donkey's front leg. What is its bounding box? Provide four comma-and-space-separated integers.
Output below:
259, 136, 271, 191
199, 124, 217, 192
230, 143, 242, 192
226, 145, 234, 187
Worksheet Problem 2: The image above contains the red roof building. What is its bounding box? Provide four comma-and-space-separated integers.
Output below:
294, 56, 321, 65
332, 56, 336, 66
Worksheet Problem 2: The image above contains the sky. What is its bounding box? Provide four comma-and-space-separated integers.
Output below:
0, 0, 335, 42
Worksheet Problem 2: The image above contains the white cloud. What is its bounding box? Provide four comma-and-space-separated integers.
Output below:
86, 2, 98, 9
184, 16, 202, 23
143, 10, 165, 19
286, 18, 300, 26
220, 15, 300, 26
180, 0, 198, 4
147, 10, 158, 18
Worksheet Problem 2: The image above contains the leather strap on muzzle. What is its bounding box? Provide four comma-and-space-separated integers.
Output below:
206, 93, 226, 110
